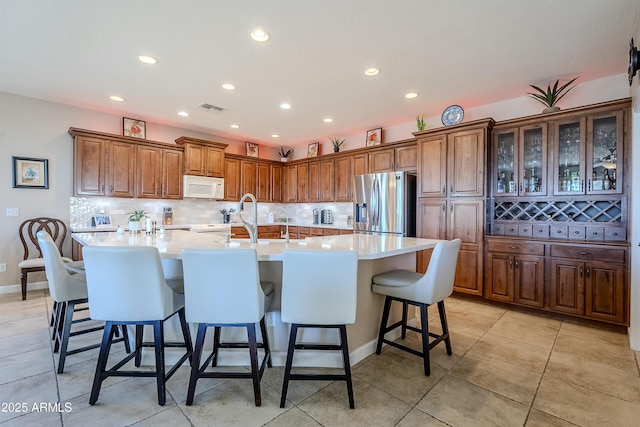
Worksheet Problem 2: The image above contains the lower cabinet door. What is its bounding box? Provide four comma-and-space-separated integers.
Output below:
453, 247, 482, 296
550, 259, 585, 316
585, 261, 625, 324
485, 252, 513, 302
513, 255, 544, 308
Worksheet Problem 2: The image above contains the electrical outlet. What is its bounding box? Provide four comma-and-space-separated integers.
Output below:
6, 208, 19, 217
0, 263, 6, 273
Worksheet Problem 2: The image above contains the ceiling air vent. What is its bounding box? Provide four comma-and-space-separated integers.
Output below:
196, 103, 224, 113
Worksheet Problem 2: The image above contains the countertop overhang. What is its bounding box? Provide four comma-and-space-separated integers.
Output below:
71, 230, 440, 261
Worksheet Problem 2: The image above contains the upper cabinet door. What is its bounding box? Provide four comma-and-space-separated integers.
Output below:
518, 124, 547, 196
587, 110, 623, 195
108, 141, 136, 197
334, 156, 352, 202
554, 118, 585, 195
184, 144, 205, 176
136, 145, 162, 199
493, 128, 519, 197
206, 147, 225, 177
418, 136, 447, 197
448, 128, 485, 197
74, 136, 107, 196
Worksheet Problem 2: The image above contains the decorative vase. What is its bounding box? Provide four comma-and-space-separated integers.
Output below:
280, 157, 288, 162
334, 147, 340, 153
542, 106, 560, 114
128, 220, 141, 233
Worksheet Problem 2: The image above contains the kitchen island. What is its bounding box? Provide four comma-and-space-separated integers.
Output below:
72, 230, 443, 366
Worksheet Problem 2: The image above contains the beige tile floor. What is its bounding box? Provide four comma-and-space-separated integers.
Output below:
1, 289, 639, 426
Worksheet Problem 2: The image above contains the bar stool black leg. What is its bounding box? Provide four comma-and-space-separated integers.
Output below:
134, 325, 144, 367
247, 324, 262, 407
90, 322, 116, 405
401, 302, 408, 339
153, 321, 166, 406
376, 296, 392, 354
438, 301, 452, 356
280, 324, 298, 408
186, 323, 207, 405
419, 304, 430, 376
339, 325, 355, 409
212, 326, 221, 367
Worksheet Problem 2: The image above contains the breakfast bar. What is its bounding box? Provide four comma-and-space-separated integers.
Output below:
72, 230, 442, 366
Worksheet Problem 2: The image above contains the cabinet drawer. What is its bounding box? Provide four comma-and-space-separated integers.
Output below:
568, 226, 585, 240
518, 224, 533, 237
492, 223, 505, 235
487, 240, 545, 256
504, 225, 519, 236
310, 228, 324, 236
585, 227, 604, 241
297, 227, 310, 237
550, 245, 625, 263
550, 225, 568, 239
323, 228, 341, 236
605, 227, 626, 241
533, 224, 549, 238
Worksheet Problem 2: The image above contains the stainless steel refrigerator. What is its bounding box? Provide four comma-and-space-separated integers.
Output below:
353, 171, 416, 236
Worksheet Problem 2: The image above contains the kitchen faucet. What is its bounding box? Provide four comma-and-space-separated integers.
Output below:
238, 193, 258, 243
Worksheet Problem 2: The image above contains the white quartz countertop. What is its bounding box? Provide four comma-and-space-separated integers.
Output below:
72, 230, 441, 261
71, 222, 350, 233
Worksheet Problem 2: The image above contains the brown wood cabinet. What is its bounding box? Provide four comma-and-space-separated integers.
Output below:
334, 156, 352, 202
224, 157, 241, 200
136, 145, 162, 199
162, 149, 184, 199
284, 164, 298, 202
240, 160, 257, 196
308, 161, 320, 202
368, 149, 395, 173
395, 145, 417, 171
485, 240, 545, 307
256, 162, 270, 202
176, 137, 227, 178
72, 133, 136, 198
270, 164, 284, 202
297, 163, 309, 202
353, 153, 369, 176
320, 159, 334, 201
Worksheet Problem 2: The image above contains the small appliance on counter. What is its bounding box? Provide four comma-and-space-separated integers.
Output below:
313, 209, 322, 224
163, 207, 173, 225
321, 209, 333, 224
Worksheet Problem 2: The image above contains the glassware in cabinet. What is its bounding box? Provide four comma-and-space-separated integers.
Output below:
554, 118, 585, 195
494, 129, 517, 196
519, 125, 546, 195
587, 111, 623, 194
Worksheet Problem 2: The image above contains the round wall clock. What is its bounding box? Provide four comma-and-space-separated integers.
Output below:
441, 105, 464, 126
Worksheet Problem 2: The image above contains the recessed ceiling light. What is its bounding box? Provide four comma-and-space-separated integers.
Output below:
230, 124, 239, 129
271, 134, 280, 138
109, 95, 125, 102
323, 118, 333, 123
280, 103, 292, 110
364, 68, 380, 76
178, 111, 189, 117
405, 92, 418, 99
138, 55, 158, 65
222, 83, 236, 90
250, 29, 270, 42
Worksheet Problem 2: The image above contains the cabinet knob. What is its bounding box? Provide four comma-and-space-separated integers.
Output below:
508, 246, 519, 249
450, 185, 453, 193
442, 186, 446, 194
578, 251, 593, 256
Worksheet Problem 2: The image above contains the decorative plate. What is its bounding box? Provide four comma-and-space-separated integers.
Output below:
441, 105, 464, 126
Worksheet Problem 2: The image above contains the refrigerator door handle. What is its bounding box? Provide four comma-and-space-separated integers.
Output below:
372, 178, 381, 227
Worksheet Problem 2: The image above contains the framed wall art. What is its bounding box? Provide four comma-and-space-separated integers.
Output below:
307, 142, 319, 158
366, 128, 382, 147
12, 156, 49, 189
246, 142, 259, 157
123, 117, 146, 139
91, 215, 112, 227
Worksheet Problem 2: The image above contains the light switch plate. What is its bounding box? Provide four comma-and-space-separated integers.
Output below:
6, 208, 19, 217
0, 263, 6, 272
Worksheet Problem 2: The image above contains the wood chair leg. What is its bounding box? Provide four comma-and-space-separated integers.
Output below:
89, 322, 116, 405
376, 296, 392, 354
438, 300, 452, 356
247, 324, 262, 407
419, 304, 430, 376
20, 270, 27, 301
339, 325, 355, 409
280, 324, 299, 408
186, 324, 207, 406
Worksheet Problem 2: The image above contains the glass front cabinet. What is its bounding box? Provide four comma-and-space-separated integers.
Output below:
493, 124, 547, 197
553, 110, 623, 195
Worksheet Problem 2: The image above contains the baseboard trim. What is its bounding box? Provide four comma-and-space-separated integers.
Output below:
0, 281, 48, 295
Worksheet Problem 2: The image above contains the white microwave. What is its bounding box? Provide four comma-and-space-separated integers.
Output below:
183, 175, 225, 199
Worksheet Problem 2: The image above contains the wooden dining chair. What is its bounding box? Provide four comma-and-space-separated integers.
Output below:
18, 217, 72, 300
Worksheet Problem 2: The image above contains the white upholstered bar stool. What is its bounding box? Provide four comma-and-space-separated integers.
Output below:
371, 239, 461, 376
280, 249, 358, 409
181, 248, 274, 406
37, 231, 123, 373
82, 246, 193, 406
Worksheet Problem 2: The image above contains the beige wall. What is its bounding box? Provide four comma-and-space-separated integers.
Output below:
0, 74, 630, 292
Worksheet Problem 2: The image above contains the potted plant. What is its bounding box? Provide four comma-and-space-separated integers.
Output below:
528, 77, 578, 113
127, 209, 146, 233
329, 137, 346, 153
416, 114, 426, 131
276, 146, 293, 162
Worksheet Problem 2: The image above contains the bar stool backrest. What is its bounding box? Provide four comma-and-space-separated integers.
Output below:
416, 239, 462, 304
281, 250, 358, 325
82, 246, 178, 321
37, 231, 87, 303
182, 248, 264, 324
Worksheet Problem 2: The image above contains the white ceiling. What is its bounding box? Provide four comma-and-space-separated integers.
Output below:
1, 1, 638, 148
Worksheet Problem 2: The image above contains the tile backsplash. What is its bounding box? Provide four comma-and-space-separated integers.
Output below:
70, 197, 353, 230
